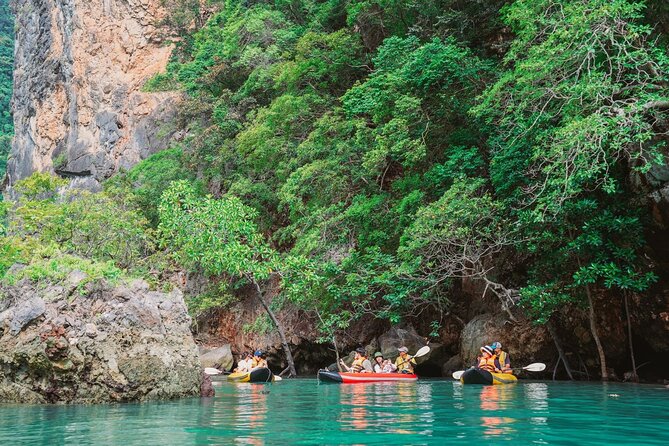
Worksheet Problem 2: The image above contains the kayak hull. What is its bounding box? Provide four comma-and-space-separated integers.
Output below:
228, 367, 275, 383
460, 368, 517, 385
318, 370, 418, 383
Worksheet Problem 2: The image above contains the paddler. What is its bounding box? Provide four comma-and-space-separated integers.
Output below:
235, 352, 253, 373
340, 347, 373, 373
394, 346, 417, 374
251, 350, 268, 370
491, 341, 512, 373
477, 345, 501, 373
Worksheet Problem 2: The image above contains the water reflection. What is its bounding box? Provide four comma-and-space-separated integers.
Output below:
479, 385, 516, 437
337, 382, 434, 436
231, 384, 269, 445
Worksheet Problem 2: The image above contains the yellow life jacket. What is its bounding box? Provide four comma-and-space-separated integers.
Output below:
351, 357, 365, 372
252, 357, 267, 368
395, 355, 415, 373
495, 351, 510, 371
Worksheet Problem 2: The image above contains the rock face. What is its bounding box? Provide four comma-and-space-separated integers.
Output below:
0, 275, 201, 403
6, 0, 178, 188
199, 345, 234, 372
460, 313, 551, 372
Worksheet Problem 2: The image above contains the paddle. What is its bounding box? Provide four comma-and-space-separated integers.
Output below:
451, 362, 546, 380
204, 367, 223, 375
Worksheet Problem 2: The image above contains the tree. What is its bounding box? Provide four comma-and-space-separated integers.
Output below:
475, 0, 667, 380
158, 180, 298, 376
399, 178, 521, 320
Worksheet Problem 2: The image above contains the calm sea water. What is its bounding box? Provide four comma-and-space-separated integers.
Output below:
1, 379, 668, 445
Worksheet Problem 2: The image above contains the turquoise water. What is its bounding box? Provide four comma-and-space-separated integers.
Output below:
1, 379, 668, 445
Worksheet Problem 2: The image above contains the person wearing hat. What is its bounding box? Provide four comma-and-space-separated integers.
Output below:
394, 346, 417, 374
491, 341, 512, 373
477, 345, 500, 373
251, 350, 268, 370
340, 348, 373, 373
373, 352, 385, 373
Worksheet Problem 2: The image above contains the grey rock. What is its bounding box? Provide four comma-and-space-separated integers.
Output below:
4, 0, 181, 190
460, 313, 551, 370
84, 323, 98, 338
0, 278, 201, 404
10, 296, 46, 336
378, 326, 427, 360
200, 345, 234, 372
442, 354, 462, 377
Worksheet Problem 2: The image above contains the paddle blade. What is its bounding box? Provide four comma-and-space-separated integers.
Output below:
274, 376, 283, 382
522, 363, 546, 372
204, 367, 222, 375
414, 346, 431, 358
452, 370, 465, 380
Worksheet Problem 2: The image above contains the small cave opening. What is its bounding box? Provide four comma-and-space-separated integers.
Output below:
616, 334, 669, 383
415, 362, 443, 377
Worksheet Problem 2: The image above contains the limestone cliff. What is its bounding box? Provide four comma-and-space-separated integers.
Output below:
0, 274, 202, 403
5, 0, 178, 188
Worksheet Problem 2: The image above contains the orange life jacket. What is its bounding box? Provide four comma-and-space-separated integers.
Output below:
478, 355, 497, 372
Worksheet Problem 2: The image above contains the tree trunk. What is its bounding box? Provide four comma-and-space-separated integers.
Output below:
250, 277, 297, 377
547, 320, 574, 380
585, 284, 608, 381
315, 309, 343, 372
624, 292, 638, 382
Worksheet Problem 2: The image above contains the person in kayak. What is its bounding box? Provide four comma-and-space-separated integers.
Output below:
235, 352, 253, 373
491, 342, 512, 373
477, 345, 501, 373
373, 352, 397, 373
251, 350, 268, 370
340, 347, 373, 373
395, 346, 417, 374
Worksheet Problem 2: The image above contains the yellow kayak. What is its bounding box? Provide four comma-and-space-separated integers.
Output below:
227, 367, 275, 383
460, 368, 517, 385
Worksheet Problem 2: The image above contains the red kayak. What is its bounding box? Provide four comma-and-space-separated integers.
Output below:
318, 370, 418, 383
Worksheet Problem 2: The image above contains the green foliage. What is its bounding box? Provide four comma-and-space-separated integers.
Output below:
399, 178, 512, 284
106, 148, 199, 226
158, 180, 278, 279
0, 0, 13, 179
475, 0, 669, 213
3, 254, 123, 288
140, 0, 667, 333
1, 173, 156, 286
187, 282, 239, 319
12, 171, 67, 200
5, 0, 666, 339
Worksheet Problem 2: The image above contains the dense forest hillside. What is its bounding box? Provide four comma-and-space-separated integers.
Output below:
2, 0, 669, 380
0, 0, 12, 178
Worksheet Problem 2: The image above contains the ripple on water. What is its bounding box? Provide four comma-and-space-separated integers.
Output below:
1, 380, 669, 445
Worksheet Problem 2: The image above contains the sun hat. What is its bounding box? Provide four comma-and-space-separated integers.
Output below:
480, 345, 494, 356
374, 352, 384, 358
398, 346, 409, 353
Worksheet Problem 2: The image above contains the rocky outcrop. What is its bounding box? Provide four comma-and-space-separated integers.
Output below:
0, 274, 201, 403
460, 313, 552, 372
6, 0, 179, 189
199, 345, 234, 372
